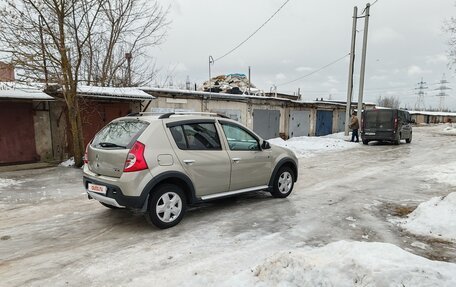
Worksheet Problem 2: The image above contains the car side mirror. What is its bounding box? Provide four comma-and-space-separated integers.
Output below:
261, 140, 271, 150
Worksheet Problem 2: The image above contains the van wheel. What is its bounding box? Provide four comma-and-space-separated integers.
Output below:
406, 134, 412, 143
362, 140, 369, 145
145, 184, 186, 229
270, 167, 295, 198
393, 139, 400, 145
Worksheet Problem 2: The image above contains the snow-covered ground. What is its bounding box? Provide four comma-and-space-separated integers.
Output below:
0, 178, 23, 188
269, 132, 358, 158
1, 125, 456, 286
231, 241, 456, 286
442, 124, 456, 135
398, 192, 456, 242
59, 157, 75, 167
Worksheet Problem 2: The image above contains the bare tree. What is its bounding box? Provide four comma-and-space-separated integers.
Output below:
377, 95, 400, 108
0, 0, 168, 166
82, 0, 168, 87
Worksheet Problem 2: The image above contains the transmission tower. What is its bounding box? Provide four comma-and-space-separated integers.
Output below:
435, 74, 451, 112
414, 78, 427, 111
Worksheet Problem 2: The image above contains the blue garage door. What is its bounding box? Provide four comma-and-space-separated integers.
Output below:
316, 110, 333, 136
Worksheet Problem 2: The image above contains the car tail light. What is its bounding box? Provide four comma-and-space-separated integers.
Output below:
394, 117, 398, 130
83, 144, 90, 164
124, 141, 148, 172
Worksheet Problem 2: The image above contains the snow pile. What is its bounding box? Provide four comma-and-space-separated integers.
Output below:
59, 157, 75, 167
400, 192, 456, 242
269, 133, 358, 158
0, 178, 23, 188
233, 241, 456, 286
442, 124, 456, 135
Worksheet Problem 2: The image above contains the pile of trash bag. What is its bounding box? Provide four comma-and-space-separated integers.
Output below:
202, 73, 256, 94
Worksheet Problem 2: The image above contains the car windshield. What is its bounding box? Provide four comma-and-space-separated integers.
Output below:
92, 119, 149, 149
365, 110, 394, 129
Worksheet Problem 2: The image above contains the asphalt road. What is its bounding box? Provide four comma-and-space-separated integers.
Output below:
0, 125, 455, 286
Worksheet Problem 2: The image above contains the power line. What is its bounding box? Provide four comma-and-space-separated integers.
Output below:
214, 0, 291, 62
277, 53, 350, 87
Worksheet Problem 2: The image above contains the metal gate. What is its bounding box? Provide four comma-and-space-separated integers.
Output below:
288, 110, 310, 138
337, 111, 346, 132
253, 109, 280, 139
0, 102, 38, 164
80, 101, 131, 146
316, 110, 333, 136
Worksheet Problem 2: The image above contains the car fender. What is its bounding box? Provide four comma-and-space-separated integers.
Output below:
268, 157, 298, 188
140, 171, 197, 209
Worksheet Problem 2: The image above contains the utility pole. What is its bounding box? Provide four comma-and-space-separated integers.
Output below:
125, 52, 132, 86
248, 66, 251, 95
208, 56, 214, 93
357, 3, 370, 122
344, 6, 358, 136
38, 15, 48, 87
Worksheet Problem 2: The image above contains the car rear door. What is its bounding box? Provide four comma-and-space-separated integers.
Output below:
219, 121, 272, 191
167, 120, 231, 197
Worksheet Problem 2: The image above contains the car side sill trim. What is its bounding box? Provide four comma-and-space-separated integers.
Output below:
87, 191, 125, 208
201, 185, 269, 201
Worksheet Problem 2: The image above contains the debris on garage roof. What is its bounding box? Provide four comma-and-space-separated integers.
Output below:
0, 82, 54, 100
201, 74, 258, 94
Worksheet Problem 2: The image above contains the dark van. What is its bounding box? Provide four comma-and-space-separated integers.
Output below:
361, 108, 413, 145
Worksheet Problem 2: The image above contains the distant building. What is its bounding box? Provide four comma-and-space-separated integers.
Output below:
0, 62, 15, 82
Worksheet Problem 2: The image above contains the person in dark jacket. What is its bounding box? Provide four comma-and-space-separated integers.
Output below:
349, 112, 359, 142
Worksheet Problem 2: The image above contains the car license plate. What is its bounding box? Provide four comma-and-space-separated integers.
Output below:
88, 183, 107, 195
365, 132, 375, 135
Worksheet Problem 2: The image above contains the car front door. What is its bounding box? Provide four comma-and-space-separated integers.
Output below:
219, 121, 272, 191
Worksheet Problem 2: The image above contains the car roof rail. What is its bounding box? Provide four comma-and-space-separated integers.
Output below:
158, 112, 230, 119
127, 112, 165, 117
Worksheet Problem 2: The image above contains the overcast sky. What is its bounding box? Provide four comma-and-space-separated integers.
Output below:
151, 0, 456, 110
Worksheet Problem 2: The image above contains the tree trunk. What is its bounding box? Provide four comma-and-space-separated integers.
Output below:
66, 92, 84, 167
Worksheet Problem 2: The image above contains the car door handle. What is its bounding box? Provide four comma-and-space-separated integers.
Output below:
232, 157, 241, 163
183, 159, 195, 165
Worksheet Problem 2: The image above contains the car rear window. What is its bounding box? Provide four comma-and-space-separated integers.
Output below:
365, 110, 394, 129
92, 119, 149, 149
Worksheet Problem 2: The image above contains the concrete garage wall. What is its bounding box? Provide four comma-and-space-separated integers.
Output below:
33, 111, 53, 162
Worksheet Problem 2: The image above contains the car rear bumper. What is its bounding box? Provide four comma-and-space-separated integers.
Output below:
83, 176, 146, 209
87, 190, 124, 208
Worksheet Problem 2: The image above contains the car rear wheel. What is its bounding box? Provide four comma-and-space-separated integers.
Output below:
145, 184, 186, 229
362, 140, 369, 145
270, 167, 294, 198
406, 133, 412, 143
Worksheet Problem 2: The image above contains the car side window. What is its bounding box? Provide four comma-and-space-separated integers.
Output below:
221, 123, 260, 151
170, 123, 221, 150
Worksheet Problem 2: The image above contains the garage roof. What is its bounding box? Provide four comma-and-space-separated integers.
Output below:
77, 85, 155, 101
0, 82, 54, 100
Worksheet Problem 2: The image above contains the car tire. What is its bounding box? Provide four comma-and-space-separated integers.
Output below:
406, 133, 412, 143
362, 140, 369, 145
270, 166, 295, 198
145, 184, 186, 229
100, 202, 121, 209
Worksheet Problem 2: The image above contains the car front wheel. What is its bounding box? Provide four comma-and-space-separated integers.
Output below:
270, 167, 295, 198
145, 184, 186, 229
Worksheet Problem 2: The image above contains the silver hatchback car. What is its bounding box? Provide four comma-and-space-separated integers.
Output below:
83, 112, 298, 228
